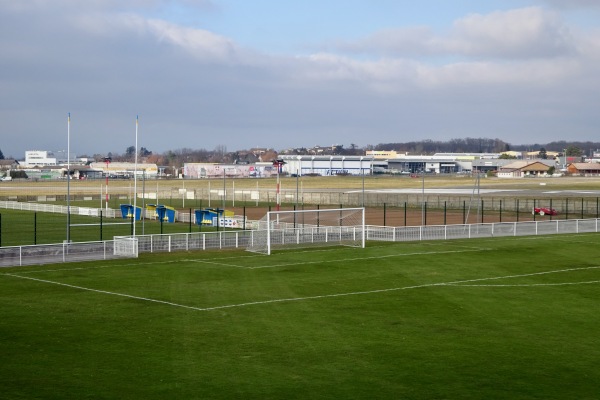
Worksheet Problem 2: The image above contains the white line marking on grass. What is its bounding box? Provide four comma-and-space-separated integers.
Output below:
446, 281, 600, 287
5, 263, 597, 314
189, 259, 248, 269
249, 248, 492, 269
2, 273, 209, 312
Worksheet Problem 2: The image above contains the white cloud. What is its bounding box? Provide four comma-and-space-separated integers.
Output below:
334, 7, 575, 60
0, 2, 599, 157
540, 0, 600, 9
448, 7, 574, 58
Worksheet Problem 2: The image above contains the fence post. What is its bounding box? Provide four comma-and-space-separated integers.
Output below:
481, 200, 484, 224
499, 200, 502, 222
444, 201, 447, 225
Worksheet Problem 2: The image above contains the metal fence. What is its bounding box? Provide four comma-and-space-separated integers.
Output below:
0, 240, 129, 267
2, 218, 600, 267
0, 200, 120, 218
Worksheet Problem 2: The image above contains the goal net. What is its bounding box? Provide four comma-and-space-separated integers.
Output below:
113, 236, 139, 258
247, 207, 365, 255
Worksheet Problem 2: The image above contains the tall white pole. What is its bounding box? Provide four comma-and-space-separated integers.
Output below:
133, 115, 139, 236
421, 170, 425, 226
67, 112, 71, 242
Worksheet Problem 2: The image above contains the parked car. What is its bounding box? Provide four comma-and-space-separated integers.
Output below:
532, 207, 558, 216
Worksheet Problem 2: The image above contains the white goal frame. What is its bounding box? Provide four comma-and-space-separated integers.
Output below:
247, 207, 365, 255
113, 236, 139, 258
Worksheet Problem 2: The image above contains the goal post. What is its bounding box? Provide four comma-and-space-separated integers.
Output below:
113, 236, 139, 258
247, 207, 365, 255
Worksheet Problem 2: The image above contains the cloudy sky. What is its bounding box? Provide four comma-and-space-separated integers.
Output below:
1, 0, 599, 158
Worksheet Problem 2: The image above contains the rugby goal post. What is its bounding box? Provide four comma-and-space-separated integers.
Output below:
247, 207, 365, 255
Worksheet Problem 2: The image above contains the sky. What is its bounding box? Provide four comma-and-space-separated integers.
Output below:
1, 0, 600, 159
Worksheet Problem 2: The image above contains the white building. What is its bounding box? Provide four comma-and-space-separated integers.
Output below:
24, 150, 57, 166
89, 162, 159, 178
280, 155, 374, 176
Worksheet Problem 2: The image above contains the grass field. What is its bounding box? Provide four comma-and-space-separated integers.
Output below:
0, 209, 228, 246
1, 235, 600, 399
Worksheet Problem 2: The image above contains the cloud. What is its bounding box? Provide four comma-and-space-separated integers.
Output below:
449, 7, 574, 58
333, 7, 575, 60
540, 0, 600, 9
0, 2, 599, 158
71, 12, 240, 63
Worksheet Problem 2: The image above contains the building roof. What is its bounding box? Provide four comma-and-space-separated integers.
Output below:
499, 160, 553, 171
568, 162, 600, 171
0, 160, 18, 166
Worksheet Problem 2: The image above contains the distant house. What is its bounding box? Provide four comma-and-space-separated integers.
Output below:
567, 163, 600, 176
0, 159, 19, 171
497, 160, 554, 178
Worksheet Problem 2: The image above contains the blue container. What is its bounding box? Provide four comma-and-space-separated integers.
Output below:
194, 208, 223, 226
119, 204, 141, 220
155, 206, 176, 223
164, 207, 176, 223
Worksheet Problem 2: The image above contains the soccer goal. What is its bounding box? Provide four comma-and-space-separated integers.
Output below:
113, 236, 139, 258
247, 207, 365, 255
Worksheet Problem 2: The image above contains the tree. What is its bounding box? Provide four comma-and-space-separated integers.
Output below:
565, 146, 582, 157
0, 148, 4, 160
125, 146, 135, 157
498, 154, 517, 159
140, 147, 152, 157
538, 148, 548, 159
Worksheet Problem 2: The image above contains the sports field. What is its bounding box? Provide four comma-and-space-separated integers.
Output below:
1, 235, 600, 399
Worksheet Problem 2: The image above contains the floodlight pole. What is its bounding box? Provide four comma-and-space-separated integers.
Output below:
272, 159, 286, 211
421, 170, 425, 226
361, 156, 365, 207
276, 168, 280, 211
104, 156, 111, 212
66, 112, 71, 243
133, 115, 139, 237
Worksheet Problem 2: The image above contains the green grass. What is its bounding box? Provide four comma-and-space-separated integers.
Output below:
0, 209, 228, 246
1, 235, 600, 399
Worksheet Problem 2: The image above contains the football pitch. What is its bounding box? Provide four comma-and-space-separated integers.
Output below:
1, 235, 600, 399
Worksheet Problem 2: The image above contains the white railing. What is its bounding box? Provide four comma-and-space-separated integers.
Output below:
0, 240, 128, 267
2, 218, 600, 267
0, 200, 120, 218
365, 219, 599, 242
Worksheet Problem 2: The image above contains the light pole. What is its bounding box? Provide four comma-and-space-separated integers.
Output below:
360, 156, 365, 207
103, 156, 111, 211
421, 168, 425, 226
272, 159, 286, 211
67, 113, 71, 242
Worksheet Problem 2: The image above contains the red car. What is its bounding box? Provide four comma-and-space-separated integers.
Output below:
532, 207, 558, 216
